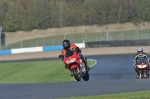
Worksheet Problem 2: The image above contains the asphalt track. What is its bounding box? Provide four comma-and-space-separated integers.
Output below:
0, 54, 150, 99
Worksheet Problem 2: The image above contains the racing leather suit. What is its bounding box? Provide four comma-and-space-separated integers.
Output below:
134, 52, 150, 71
134, 52, 149, 63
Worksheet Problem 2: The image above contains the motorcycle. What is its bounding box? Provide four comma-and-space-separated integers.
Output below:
133, 57, 149, 79
60, 49, 89, 81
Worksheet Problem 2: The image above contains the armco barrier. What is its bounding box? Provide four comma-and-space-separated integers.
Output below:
0, 49, 11, 55
43, 45, 62, 51
85, 40, 150, 48
0, 43, 86, 55
75, 43, 85, 48
11, 47, 43, 54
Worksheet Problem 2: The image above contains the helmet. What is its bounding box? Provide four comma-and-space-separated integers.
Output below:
137, 47, 143, 55
62, 39, 70, 50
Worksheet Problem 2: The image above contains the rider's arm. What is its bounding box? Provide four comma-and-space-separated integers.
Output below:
70, 44, 81, 53
76, 47, 81, 53
144, 53, 149, 62
134, 54, 138, 62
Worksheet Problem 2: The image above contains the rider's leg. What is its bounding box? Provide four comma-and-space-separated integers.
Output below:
83, 58, 90, 71
77, 51, 90, 71
80, 54, 90, 70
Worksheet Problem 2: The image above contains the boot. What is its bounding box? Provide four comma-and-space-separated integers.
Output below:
83, 59, 90, 71
71, 72, 73, 76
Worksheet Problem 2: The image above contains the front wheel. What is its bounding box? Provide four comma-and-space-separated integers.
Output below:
72, 68, 81, 81
141, 70, 144, 78
136, 69, 140, 79
83, 73, 89, 81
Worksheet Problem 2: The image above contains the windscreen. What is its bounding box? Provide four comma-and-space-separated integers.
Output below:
65, 49, 73, 58
138, 57, 146, 64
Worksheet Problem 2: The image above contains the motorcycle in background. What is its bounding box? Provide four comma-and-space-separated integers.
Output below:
133, 57, 149, 79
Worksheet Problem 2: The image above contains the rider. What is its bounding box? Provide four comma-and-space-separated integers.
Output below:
133, 47, 150, 75
59, 39, 90, 76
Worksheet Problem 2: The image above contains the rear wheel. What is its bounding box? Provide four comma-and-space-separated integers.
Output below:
72, 68, 81, 81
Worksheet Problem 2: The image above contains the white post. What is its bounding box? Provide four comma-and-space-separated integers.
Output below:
136, 26, 139, 40
0, 26, 2, 49
21, 32, 23, 48
43, 32, 44, 46
53, 39, 54, 45
122, 27, 124, 41
122, 35, 123, 41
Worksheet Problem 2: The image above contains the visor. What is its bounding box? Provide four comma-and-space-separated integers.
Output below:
138, 51, 142, 55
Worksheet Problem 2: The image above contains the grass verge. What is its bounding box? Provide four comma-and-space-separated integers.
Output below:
0, 60, 95, 83
58, 90, 150, 99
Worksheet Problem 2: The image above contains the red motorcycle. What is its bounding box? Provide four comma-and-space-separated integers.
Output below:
60, 49, 89, 81
133, 58, 149, 79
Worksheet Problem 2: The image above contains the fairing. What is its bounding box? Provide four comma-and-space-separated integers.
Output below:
136, 58, 148, 69
63, 49, 81, 69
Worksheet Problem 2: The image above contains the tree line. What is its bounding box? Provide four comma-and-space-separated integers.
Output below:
0, 0, 150, 32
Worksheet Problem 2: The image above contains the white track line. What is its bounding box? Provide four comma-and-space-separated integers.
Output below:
74, 59, 97, 81
87, 59, 97, 68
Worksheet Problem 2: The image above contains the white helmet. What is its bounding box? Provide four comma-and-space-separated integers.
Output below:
137, 47, 143, 55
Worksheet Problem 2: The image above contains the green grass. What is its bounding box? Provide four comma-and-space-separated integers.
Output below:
0, 60, 94, 83
2, 29, 150, 49
58, 90, 150, 99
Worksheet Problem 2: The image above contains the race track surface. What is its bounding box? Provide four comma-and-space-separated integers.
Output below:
0, 54, 150, 99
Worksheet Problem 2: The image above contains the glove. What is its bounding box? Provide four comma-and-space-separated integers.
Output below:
58, 55, 63, 58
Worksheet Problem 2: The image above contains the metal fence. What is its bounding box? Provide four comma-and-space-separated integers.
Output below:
1, 24, 150, 50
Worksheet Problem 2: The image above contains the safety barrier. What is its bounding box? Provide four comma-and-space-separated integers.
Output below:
85, 40, 150, 48
0, 43, 86, 55
11, 47, 43, 54
43, 45, 62, 51
0, 49, 11, 55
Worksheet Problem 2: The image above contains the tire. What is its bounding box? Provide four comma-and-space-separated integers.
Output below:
145, 69, 149, 78
141, 70, 144, 78
136, 69, 140, 79
72, 68, 81, 81
83, 73, 89, 81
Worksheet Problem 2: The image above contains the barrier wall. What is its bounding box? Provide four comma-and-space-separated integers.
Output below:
11, 47, 43, 54
0, 49, 11, 55
43, 45, 62, 51
0, 43, 86, 55
1, 39, 149, 55
85, 40, 150, 48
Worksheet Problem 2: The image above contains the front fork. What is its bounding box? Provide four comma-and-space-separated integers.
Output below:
70, 64, 82, 76
136, 68, 149, 78
135, 67, 139, 78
